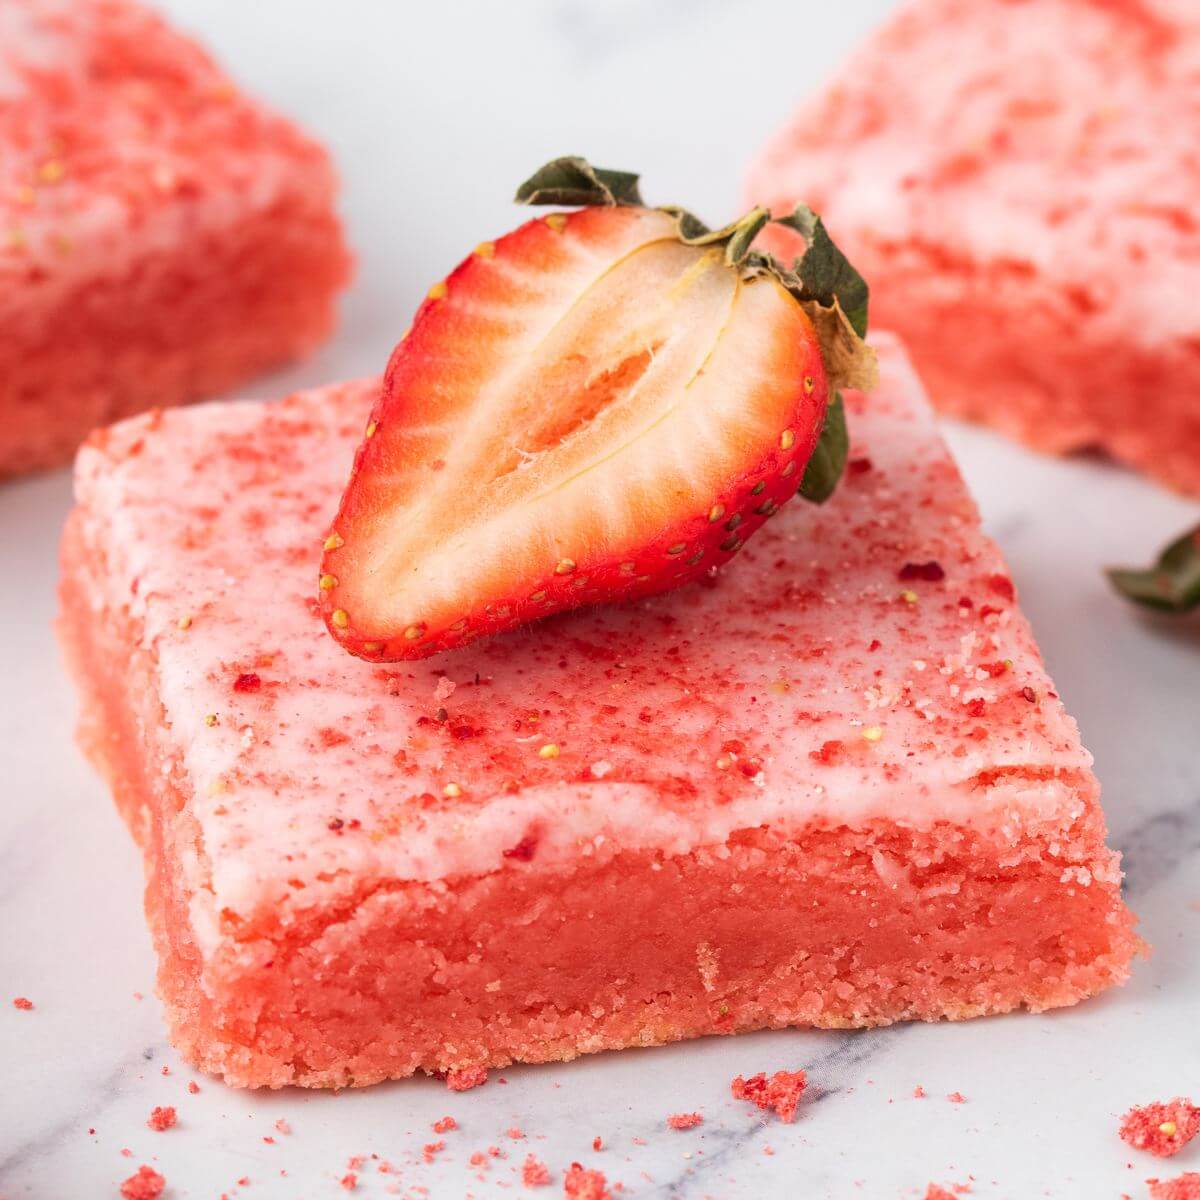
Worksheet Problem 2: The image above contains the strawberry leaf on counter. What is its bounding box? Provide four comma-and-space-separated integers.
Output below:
798, 392, 848, 504
1108, 524, 1200, 612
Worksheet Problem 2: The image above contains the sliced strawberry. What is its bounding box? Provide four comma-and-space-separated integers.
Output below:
321, 158, 874, 661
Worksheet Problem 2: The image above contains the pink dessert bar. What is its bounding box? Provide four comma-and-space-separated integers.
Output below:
0, 0, 351, 476
59, 336, 1140, 1089
746, 0, 1200, 494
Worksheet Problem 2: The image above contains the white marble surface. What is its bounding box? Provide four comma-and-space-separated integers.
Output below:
3, 1, 1200, 1196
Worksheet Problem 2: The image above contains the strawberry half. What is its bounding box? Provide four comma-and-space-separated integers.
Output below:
321, 157, 875, 661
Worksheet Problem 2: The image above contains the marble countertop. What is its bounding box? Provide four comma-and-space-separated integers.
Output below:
3, 1, 1199, 1196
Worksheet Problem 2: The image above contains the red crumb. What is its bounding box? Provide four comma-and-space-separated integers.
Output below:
667, 1113, 703, 1130
340, 1173, 357, 1191
120, 1165, 165, 1200
563, 1163, 613, 1200
592, 1137, 602, 1152
731, 1069, 808, 1122
913, 1085, 926, 1099
147, 1106, 177, 1132
924, 1187, 956, 1200
160, 1066, 169, 1076
522, 1154, 552, 1187
423, 1140, 445, 1162
262, 1136, 274, 1144
446, 1065, 488, 1091
12, 997, 33, 1010
432, 1116, 458, 1134
233, 672, 262, 692
507, 1126, 526, 1140
187, 1081, 200, 1095
1149, 1176, 1200, 1200
469, 1151, 489, 1168
899, 560, 945, 582
274, 1118, 290, 1134
1120, 1099, 1200, 1157
947, 1092, 967, 1104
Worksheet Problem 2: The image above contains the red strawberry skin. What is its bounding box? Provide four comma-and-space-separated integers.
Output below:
320, 205, 829, 661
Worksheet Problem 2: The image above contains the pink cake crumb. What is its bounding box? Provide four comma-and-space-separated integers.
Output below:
1121, 1099, 1200, 1157
522, 1154, 552, 1187
186, 1081, 199, 1095
925, 1187, 956, 1200
913, 1086, 926, 1099
422, 1141, 444, 1162
146, 1105, 176, 1132
12, 997, 33, 1010
666, 1113, 703, 1130
274, 1119, 290, 1135
947, 1092, 967, 1104
432, 1116, 457, 1133
119, 1165, 165, 1200
563, 1164, 612, 1200
592, 1137, 602, 1152
447, 1067, 488, 1092
507, 1127, 526, 1140
1150, 1176, 1200, 1200
732, 1070, 808, 1123
340, 1173, 357, 1191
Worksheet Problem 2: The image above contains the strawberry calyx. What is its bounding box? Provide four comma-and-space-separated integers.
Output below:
516, 155, 876, 503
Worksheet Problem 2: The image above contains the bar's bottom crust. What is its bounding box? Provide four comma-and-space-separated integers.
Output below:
60, 513, 1141, 1089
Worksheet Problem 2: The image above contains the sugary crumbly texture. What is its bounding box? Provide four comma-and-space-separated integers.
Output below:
1120, 1099, 1200, 1157
0, 0, 351, 475
59, 335, 1140, 1089
747, 0, 1200, 494
1151, 1175, 1200, 1200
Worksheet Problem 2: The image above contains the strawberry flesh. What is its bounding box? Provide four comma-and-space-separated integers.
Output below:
321, 205, 829, 660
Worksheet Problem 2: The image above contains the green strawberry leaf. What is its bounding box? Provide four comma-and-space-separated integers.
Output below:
515, 156, 643, 208
775, 204, 870, 339
797, 392, 848, 504
1108, 524, 1200, 612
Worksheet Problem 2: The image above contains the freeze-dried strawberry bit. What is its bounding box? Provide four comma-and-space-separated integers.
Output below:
187, 1081, 200, 1095
233, 672, 262, 693
592, 1137, 603, 1152
522, 1154, 552, 1187
899, 561, 945, 582
432, 1116, 457, 1134
12, 996, 33, 1010
1120, 1099, 1200, 1157
319, 156, 875, 663
1150, 1176, 1200, 1200
120, 1165, 166, 1200
667, 1112, 703, 1130
147, 1105, 177, 1132
340, 1173, 357, 1191
446, 1065, 488, 1091
562, 1163, 613, 1200
731, 1069, 808, 1122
